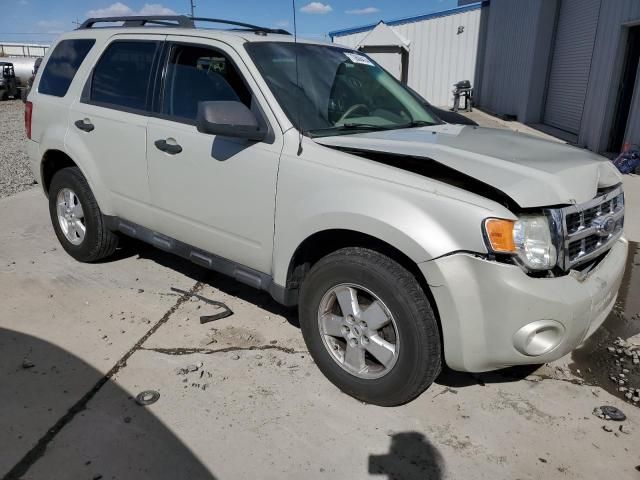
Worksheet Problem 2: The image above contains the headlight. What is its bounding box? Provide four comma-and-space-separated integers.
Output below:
483, 215, 557, 271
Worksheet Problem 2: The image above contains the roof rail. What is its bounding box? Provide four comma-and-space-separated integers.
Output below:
79, 15, 194, 29
78, 15, 291, 35
192, 17, 291, 35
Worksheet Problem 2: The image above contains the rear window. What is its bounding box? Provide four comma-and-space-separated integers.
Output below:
39, 39, 95, 97
90, 40, 158, 112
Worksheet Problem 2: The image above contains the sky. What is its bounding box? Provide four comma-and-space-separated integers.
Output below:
0, 0, 460, 44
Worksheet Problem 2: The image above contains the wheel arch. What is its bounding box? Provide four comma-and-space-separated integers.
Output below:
41, 149, 77, 195
284, 229, 425, 289
39, 147, 112, 215
281, 229, 443, 339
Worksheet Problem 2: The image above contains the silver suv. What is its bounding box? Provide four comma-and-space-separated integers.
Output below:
26, 16, 627, 406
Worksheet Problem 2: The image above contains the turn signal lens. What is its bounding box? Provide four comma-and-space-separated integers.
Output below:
484, 218, 516, 253
483, 215, 557, 271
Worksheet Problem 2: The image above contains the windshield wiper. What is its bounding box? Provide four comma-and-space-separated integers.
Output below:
308, 123, 392, 137
390, 120, 436, 130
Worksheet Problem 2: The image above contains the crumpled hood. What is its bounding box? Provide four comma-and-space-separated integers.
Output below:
314, 124, 622, 208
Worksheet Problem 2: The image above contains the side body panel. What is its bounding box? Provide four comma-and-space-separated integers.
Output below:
271, 129, 516, 287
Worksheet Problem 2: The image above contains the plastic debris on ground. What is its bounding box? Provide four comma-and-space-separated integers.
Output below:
612, 148, 640, 174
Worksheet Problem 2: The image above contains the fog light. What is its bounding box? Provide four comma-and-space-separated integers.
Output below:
513, 320, 565, 356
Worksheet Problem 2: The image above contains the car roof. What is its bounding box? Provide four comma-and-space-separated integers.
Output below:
57, 25, 334, 50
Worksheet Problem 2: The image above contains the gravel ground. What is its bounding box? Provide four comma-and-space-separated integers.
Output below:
0, 99, 35, 198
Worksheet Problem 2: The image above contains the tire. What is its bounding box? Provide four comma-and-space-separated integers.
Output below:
48, 167, 118, 262
298, 247, 442, 406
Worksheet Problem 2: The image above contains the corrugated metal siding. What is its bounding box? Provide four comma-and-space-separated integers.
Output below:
477, 0, 544, 118
580, 0, 640, 151
543, 0, 600, 134
332, 9, 482, 106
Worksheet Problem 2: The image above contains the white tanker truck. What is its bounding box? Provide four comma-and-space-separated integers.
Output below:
0, 56, 42, 100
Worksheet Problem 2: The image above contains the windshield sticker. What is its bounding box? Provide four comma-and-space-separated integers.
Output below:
344, 52, 375, 66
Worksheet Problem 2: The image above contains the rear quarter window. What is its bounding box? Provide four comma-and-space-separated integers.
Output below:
39, 39, 95, 97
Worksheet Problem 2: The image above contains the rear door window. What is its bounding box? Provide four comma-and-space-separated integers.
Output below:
39, 39, 95, 97
90, 40, 159, 112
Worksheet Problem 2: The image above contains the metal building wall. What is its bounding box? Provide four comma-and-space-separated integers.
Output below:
580, 0, 640, 151
332, 7, 483, 107
479, 0, 640, 152
477, 0, 557, 122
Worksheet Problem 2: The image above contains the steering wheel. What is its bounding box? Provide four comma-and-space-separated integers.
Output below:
337, 104, 369, 124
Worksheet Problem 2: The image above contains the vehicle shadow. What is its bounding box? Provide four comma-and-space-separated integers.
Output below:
436, 364, 540, 388
117, 237, 300, 326
0, 327, 216, 479
369, 431, 444, 479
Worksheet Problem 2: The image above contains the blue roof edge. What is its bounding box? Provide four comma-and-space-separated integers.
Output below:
329, 1, 488, 40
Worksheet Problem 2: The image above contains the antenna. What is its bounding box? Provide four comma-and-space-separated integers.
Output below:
189, 0, 196, 18
292, 0, 303, 155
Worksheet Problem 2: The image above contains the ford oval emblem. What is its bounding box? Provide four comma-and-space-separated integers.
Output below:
593, 214, 617, 237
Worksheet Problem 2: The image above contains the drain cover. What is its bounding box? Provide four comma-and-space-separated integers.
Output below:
135, 390, 160, 406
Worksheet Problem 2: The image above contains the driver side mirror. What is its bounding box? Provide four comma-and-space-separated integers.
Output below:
196, 101, 266, 142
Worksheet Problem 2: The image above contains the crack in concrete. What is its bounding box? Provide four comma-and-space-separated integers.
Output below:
3, 281, 204, 480
140, 344, 307, 356
523, 374, 599, 388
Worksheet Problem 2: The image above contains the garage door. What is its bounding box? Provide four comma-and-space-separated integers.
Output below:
543, 0, 600, 135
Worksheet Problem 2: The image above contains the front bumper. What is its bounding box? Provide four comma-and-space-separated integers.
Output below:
420, 238, 628, 372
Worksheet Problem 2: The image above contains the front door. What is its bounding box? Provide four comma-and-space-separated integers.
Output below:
146, 37, 282, 274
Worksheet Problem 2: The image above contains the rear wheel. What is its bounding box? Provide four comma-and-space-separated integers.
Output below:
48, 167, 118, 262
298, 247, 442, 406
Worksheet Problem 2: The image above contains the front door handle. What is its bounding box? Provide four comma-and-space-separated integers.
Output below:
154, 139, 182, 155
74, 118, 94, 132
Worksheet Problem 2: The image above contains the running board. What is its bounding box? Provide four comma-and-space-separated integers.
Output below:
105, 216, 297, 306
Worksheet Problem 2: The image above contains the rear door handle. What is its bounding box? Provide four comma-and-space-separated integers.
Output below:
154, 138, 182, 155
74, 119, 94, 132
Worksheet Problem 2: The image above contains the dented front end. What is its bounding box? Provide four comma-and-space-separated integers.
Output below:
419, 238, 628, 372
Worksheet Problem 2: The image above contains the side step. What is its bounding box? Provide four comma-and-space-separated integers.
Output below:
105, 216, 297, 306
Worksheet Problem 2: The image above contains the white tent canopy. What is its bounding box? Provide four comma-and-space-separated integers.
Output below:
356, 22, 410, 81
356, 22, 410, 51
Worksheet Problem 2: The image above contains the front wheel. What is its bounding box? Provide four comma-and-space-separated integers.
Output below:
298, 247, 442, 406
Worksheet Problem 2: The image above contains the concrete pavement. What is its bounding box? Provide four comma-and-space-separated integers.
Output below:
1, 188, 639, 480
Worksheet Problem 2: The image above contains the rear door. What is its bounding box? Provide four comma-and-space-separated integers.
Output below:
145, 37, 283, 274
68, 35, 163, 227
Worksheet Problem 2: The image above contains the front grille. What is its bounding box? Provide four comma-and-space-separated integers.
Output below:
547, 186, 625, 271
